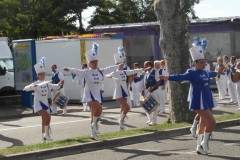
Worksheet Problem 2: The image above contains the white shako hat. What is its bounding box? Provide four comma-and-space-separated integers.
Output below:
85, 42, 99, 63
114, 46, 125, 64
189, 46, 206, 61
34, 57, 46, 74
34, 63, 45, 74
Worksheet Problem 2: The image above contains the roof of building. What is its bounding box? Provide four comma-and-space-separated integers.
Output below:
88, 16, 240, 31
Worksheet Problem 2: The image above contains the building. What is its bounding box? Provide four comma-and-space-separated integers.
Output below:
88, 16, 240, 68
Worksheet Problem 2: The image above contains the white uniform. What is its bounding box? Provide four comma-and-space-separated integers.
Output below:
222, 61, 229, 96
215, 64, 227, 99
156, 68, 166, 113
235, 69, 240, 109
226, 63, 237, 103
77, 75, 86, 103
139, 68, 160, 124
23, 80, 60, 113
51, 71, 67, 114
205, 63, 210, 72
123, 65, 132, 109
162, 67, 168, 103
132, 72, 141, 106
109, 69, 142, 99
69, 66, 118, 103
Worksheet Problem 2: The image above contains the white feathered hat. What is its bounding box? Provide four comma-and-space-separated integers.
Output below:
85, 42, 99, 63
189, 46, 206, 61
34, 57, 46, 74
114, 46, 125, 64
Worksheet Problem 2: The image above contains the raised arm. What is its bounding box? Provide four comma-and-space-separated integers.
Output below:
63, 67, 87, 78
124, 69, 144, 76
160, 72, 192, 82
102, 65, 119, 75
23, 83, 35, 92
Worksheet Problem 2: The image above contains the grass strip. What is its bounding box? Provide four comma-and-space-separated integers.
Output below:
0, 113, 239, 156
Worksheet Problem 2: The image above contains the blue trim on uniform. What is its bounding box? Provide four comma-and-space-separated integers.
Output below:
123, 66, 129, 83
46, 83, 49, 90
39, 101, 49, 110
52, 71, 61, 84
120, 85, 128, 98
90, 91, 95, 101
100, 91, 104, 104
146, 69, 159, 89
97, 69, 104, 80
133, 73, 144, 83
83, 78, 86, 87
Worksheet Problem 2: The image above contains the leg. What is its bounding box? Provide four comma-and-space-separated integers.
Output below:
132, 82, 140, 106
216, 80, 221, 99
62, 105, 67, 115
37, 109, 52, 141
195, 109, 215, 154
51, 91, 58, 114
158, 88, 165, 114
190, 114, 200, 138
60, 89, 68, 115
87, 101, 102, 140
51, 103, 58, 115
219, 78, 226, 99
116, 98, 129, 130
236, 83, 240, 109
149, 90, 160, 125
228, 80, 236, 102
132, 83, 137, 106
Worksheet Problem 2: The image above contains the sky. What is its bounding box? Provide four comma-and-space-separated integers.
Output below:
81, 0, 240, 28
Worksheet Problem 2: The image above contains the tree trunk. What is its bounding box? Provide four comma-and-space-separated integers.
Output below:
154, 0, 195, 123
77, 12, 85, 34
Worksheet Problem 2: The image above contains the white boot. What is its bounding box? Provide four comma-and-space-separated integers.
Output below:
42, 133, 46, 142
92, 116, 100, 134
146, 112, 152, 124
99, 112, 104, 119
190, 120, 199, 138
83, 103, 90, 111
196, 134, 207, 155
119, 114, 126, 131
201, 132, 212, 154
43, 125, 53, 141
91, 125, 99, 141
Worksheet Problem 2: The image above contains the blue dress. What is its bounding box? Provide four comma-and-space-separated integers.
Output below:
169, 69, 217, 110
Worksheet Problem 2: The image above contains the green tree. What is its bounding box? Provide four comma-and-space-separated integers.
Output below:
154, 0, 201, 123
58, 0, 104, 33
89, 0, 157, 27
0, 0, 77, 40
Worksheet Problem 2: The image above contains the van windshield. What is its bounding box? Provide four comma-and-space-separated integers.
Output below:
0, 59, 14, 72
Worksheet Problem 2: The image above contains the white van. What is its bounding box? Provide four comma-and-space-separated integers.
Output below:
0, 38, 15, 96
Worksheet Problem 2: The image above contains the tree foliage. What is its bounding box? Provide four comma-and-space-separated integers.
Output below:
89, 0, 156, 27
0, 0, 199, 43
0, 0, 77, 41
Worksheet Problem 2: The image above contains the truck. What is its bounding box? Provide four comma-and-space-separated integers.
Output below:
35, 36, 123, 101
0, 37, 15, 96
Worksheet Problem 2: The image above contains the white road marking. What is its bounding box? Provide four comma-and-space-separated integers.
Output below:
119, 148, 196, 155
224, 143, 240, 146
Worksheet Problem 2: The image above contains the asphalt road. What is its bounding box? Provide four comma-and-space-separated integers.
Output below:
0, 100, 239, 150
47, 125, 240, 160
0, 106, 169, 149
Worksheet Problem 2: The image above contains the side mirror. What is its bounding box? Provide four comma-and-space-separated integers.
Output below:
0, 66, 4, 75
3, 67, 6, 75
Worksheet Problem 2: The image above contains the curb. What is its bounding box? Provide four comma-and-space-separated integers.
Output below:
0, 109, 83, 120
1, 119, 239, 160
